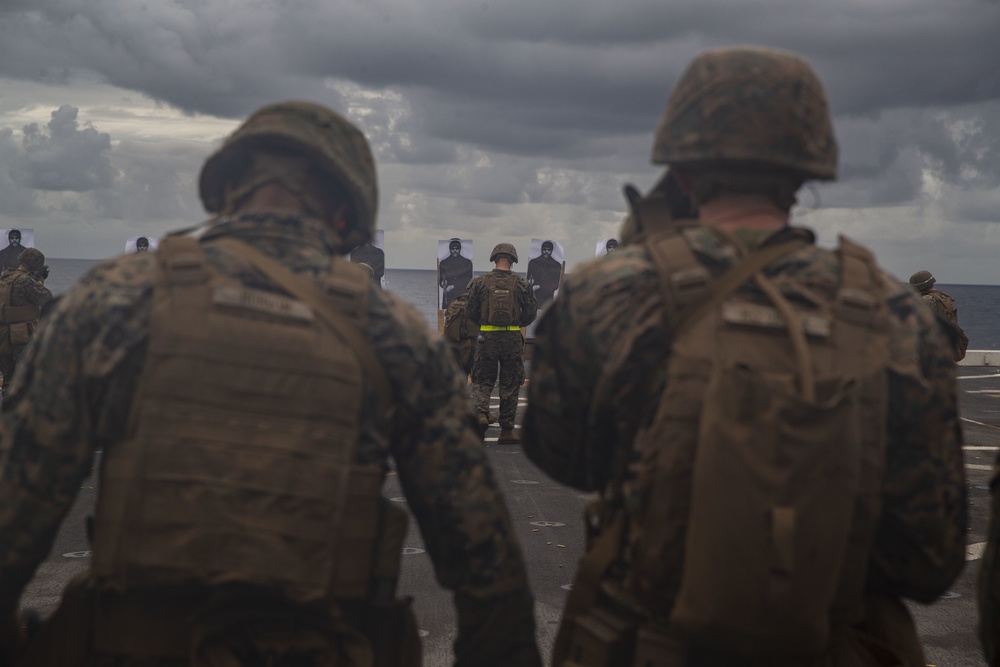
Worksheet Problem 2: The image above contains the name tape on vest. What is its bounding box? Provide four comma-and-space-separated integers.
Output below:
721, 301, 831, 338
212, 285, 315, 323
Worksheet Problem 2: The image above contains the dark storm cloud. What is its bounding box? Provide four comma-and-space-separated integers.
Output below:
1, 0, 999, 273
0, 128, 41, 217
11, 105, 114, 192
2, 1, 997, 157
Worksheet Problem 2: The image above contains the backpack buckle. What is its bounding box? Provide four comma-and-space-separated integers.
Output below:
670, 268, 710, 305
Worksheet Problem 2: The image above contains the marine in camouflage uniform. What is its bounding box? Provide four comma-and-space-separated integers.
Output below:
909, 270, 968, 361
0, 102, 540, 667
524, 47, 966, 666
0, 248, 52, 396
466, 244, 537, 444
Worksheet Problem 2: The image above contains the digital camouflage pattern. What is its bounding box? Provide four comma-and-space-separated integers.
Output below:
466, 269, 536, 429
470, 333, 525, 430
652, 47, 838, 180
0, 268, 53, 389
921, 289, 958, 326
0, 213, 541, 667
524, 224, 966, 611
199, 101, 378, 250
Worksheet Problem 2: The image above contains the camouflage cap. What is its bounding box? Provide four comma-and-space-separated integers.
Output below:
909, 270, 935, 292
652, 46, 838, 180
490, 243, 519, 264
18, 248, 45, 272
199, 101, 378, 248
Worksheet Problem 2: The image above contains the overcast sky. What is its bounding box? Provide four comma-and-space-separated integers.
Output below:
1, 1, 999, 282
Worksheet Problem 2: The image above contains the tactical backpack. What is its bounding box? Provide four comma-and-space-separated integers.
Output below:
483, 271, 521, 327
558, 229, 893, 665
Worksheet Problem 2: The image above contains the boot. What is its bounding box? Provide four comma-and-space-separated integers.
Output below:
488, 412, 499, 424
476, 412, 490, 438
497, 428, 521, 445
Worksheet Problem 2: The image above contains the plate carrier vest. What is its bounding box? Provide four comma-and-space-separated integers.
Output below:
92, 237, 387, 604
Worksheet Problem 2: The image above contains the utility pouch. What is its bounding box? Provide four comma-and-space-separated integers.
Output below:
8, 322, 29, 346
560, 604, 638, 667
358, 597, 421, 667
19, 573, 94, 667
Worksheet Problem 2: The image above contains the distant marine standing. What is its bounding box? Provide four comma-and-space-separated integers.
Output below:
465, 243, 536, 444
909, 269, 969, 361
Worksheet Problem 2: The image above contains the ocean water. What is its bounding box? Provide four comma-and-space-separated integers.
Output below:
44, 259, 998, 348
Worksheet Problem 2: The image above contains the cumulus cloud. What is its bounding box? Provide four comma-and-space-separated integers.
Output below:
11, 105, 114, 191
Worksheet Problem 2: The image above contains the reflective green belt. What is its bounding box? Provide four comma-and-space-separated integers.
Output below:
479, 325, 521, 332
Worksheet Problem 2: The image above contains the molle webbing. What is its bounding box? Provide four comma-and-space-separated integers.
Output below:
92, 237, 383, 603
483, 271, 520, 327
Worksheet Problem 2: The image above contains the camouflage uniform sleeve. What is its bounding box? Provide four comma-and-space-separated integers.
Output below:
516, 276, 537, 327
373, 293, 540, 667
12, 274, 53, 307
867, 286, 967, 602
464, 276, 484, 326
523, 250, 665, 491
0, 260, 151, 614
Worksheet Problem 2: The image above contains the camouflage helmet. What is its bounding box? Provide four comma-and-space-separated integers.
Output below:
18, 248, 45, 272
909, 270, 936, 292
490, 242, 519, 264
199, 101, 378, 248
652, 46, 838, 180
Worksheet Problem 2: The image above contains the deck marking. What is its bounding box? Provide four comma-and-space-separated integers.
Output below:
969, 542, 986, 561
964, 446, 998, 451
962, 417, 1000, 430
63, 551, 91, 558
401, 547, 425, 555
530, 521, 566, 528
959, 373, 1000, 380
511, 479, 540, 485
389, 497, 407, 503
968, 464, 993, 471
